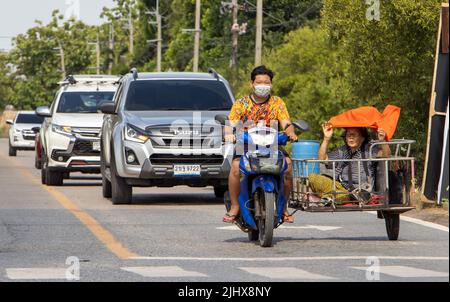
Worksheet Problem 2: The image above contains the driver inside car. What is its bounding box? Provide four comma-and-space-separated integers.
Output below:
223, 65, 298, 224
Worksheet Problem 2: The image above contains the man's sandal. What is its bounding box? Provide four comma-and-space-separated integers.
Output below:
283, 214, 294, 224
223, 213, 238, 223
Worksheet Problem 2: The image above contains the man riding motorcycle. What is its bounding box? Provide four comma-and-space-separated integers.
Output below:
223, 66, 298, 224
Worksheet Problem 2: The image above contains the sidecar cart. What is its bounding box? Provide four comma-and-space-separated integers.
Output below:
290, 139, 417, 240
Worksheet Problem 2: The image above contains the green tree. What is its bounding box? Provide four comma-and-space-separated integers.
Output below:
234, 26, 355, 146
0, 52, 13, 109
321, 0, 442, 178
9, 11, 95, 109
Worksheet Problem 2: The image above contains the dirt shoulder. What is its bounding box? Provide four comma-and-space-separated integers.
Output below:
403, 206, 449, 227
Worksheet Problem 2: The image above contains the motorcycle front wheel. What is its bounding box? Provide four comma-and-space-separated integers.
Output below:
256, 190, 276, 247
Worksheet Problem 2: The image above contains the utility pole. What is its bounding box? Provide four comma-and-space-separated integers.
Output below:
146, 0, 162, 72
96, 32, 101, 74
193, 0, 201, 72
128, 11, 134, 55
255, 0, 263, 67
156, 0, 162, 72
109, 23, 114, 75
231, 0, 239, 69
56, 40, 66, 78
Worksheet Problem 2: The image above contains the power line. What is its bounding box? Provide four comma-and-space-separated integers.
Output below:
260, 0, 322, 28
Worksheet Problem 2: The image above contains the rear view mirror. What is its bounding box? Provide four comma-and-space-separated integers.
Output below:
293, 120, 310, 132
6, 119, 14, 125
214, 114, 228, 126
36, 106, 52, 118
99, 102, 116, 115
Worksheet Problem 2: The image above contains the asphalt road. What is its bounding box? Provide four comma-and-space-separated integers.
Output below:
0, 139, 448, 282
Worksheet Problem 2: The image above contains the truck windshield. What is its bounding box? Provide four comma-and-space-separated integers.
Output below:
15, 114, 44, 124
57, 92, 115, 113
124, 80, 233, 111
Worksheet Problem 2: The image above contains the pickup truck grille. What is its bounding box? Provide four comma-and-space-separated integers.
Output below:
22, 130, 36, 141
146, 125, 222, 149
150, 154, 224, 165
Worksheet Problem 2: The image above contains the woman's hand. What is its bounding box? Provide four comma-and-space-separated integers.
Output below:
377, 128, 387, 142
322, 123, 333, 140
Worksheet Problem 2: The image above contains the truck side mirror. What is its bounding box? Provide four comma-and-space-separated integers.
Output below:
99, 102, 116, 115
36, 106, 52, 118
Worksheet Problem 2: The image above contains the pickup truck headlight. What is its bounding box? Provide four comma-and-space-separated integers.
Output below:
124, 124, 150, 143
52, 124, 73, 135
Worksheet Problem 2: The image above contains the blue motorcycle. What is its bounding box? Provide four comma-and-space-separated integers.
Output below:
216, 116, 309, 247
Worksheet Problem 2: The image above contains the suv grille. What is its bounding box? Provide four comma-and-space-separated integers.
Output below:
72, 128, 101, 138
150, 154, 224, 165
73, 140, 100, 156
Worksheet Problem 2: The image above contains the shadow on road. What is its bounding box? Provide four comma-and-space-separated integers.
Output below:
68, 176, 102, 181
62, 182, 102, 187
131, 193, 223, 206
224, 236, 390, 246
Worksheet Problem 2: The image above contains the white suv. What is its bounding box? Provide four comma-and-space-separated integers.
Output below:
7, 111, 44, 156
36, 75, 119, 186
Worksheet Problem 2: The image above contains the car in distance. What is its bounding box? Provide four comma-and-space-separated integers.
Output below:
7, 111, 44, 156
36, 75, 119, 186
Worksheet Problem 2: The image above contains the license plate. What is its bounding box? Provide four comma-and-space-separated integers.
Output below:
92, 141, 101, 151
173, 165, 201, 176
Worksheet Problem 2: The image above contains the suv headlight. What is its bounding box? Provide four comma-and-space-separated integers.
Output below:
124, 124, 150, 143
52, 124, 72, 135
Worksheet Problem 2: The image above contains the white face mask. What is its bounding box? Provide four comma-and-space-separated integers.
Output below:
253, 85, 272, 98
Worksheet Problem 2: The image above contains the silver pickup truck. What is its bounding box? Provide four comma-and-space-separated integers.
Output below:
99, 69, 234, 204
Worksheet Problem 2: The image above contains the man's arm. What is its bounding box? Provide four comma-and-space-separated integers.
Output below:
224, 101, 244, 143
280, 120, 297, 142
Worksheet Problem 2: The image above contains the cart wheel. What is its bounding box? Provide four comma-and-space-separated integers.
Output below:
384, 212, 400, 241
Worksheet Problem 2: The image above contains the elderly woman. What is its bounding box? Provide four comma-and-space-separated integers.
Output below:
308, 123, 391, 203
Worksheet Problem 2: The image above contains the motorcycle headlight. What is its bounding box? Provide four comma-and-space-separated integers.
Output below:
52, 124, 72, 135
249, 132, 276, 146
124, 124, 150, 143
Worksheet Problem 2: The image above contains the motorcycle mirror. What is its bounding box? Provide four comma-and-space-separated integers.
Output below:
214, 114, 228, 126
293, 120, 310, 132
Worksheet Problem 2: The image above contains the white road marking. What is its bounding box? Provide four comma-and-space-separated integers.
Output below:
216, 225, 342, 231
129, 256, 449, 261
239, 267, 335, 280
351, 266, 449, 278
121, 266, 208, 278
366, 212, 449, 232
6, 268, 68, 280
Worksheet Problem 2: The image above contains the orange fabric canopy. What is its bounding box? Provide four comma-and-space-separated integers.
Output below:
328, 105, 401, 141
